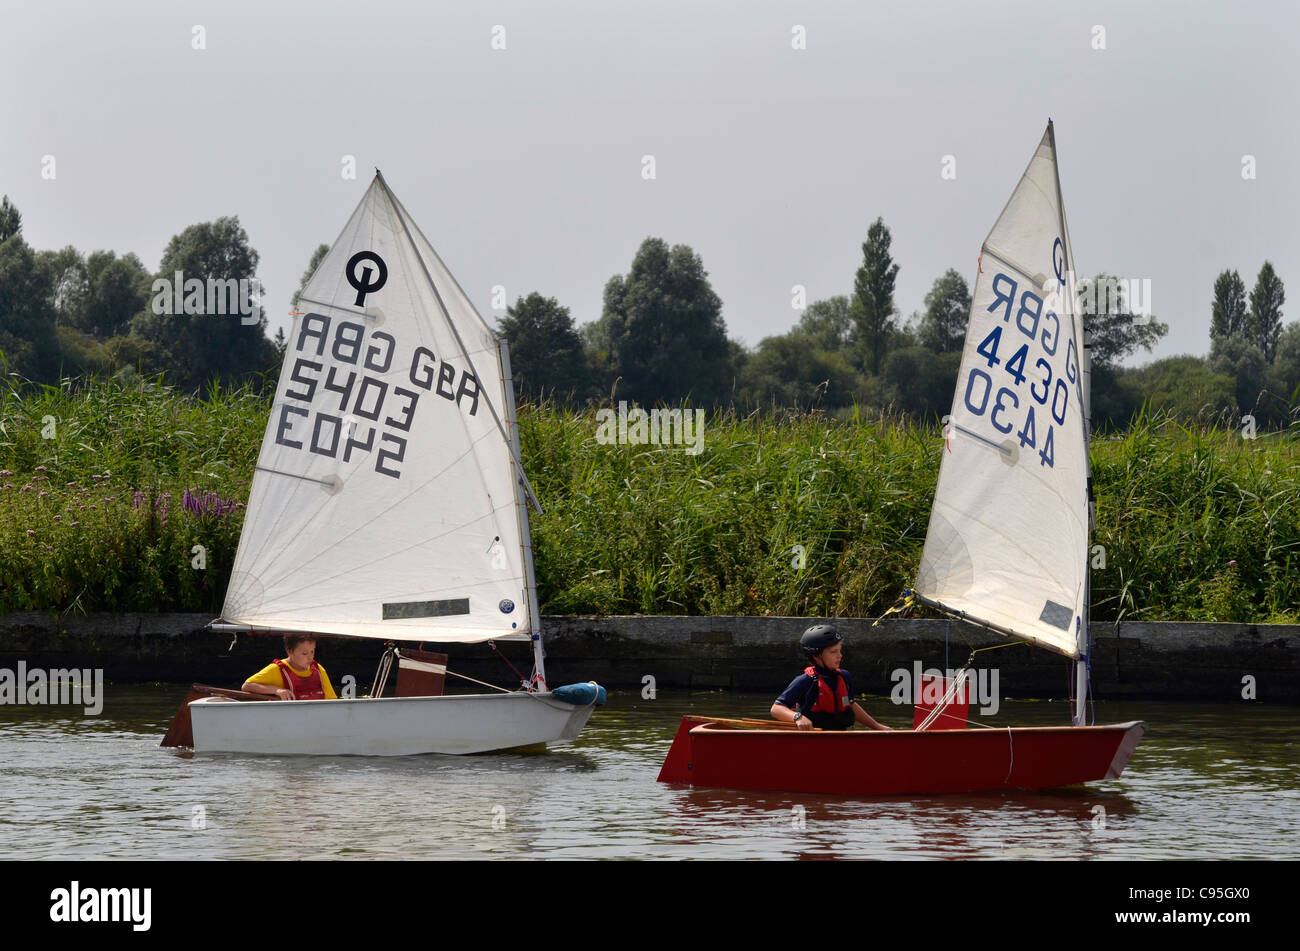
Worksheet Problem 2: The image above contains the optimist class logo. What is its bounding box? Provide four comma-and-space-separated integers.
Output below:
346, 251, 388, 305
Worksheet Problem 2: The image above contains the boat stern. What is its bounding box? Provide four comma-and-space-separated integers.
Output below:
1104, 721, 1148, 779
553, 698, 597, 741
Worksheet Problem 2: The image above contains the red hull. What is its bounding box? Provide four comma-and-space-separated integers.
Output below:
657, 717, 1146, 796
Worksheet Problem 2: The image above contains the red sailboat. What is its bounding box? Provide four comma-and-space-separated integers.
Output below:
658, 122, 1146, 796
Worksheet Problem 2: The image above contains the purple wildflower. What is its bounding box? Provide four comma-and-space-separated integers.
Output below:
182, 488, 239, 517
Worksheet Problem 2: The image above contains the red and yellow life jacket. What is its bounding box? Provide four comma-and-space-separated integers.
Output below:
805, 665, 850, 714
274, 658, 325, 700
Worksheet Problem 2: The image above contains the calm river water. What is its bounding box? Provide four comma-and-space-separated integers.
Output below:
0, 686, 1295, 860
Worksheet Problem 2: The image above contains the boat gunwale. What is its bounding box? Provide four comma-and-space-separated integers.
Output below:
684, 717, 1147, 738
189, 691, 590, 713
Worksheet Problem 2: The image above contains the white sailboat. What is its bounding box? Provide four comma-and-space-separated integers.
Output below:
165, 172, 600, 755
659, 122, 1144, 795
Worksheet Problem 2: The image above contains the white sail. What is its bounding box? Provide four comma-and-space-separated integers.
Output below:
222, 174, 533, 643
916, 123, 1088, 657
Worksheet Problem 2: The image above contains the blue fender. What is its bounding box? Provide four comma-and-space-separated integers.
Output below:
552, 681, 607, 706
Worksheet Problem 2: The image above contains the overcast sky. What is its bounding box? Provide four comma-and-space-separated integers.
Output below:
3, 0, 1297, 366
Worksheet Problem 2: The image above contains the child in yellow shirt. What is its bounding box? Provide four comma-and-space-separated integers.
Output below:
242, 635, 338, 700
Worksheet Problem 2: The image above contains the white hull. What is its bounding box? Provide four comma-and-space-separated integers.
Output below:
189, 692, 595, 755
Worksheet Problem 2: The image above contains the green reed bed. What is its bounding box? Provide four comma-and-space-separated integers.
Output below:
1090, 412, 1300, 622
522, 406, 935, 618
1, 380, 1296, 621
0, 378, 257, 614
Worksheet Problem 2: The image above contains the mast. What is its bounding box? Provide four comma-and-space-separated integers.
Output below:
1076, 326, 1093, 726
499, 338, 547, 689
1047, 120, 1092, 726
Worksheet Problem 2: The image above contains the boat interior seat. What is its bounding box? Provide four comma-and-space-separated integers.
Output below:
395, 649, 448, 697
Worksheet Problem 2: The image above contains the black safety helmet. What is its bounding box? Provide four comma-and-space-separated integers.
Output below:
800, 623, 843, 658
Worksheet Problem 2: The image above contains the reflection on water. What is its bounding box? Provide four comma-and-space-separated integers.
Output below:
0, 686, 1295, 859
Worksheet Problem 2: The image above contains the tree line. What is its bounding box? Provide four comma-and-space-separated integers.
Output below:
1, 193, 1294, 429
0, 196, 277, 391
502, 220, 1295, 430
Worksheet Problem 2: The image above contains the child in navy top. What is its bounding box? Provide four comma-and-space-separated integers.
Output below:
771, 624, 893, 731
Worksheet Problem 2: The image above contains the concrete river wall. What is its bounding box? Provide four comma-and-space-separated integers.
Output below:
0, 612, 1296, 701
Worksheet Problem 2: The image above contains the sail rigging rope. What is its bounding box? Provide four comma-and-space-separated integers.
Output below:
488, 640, 529, 689
916, 635, 1023, 731
371, 647, 396, 698
369, 646, 514, 697
441, 667, 554, 702
911, 657, 998, 732
443, 668, 514, 694
914, 668, 970, 732
876, 591, 1028, 732
881, 589, 1072, 733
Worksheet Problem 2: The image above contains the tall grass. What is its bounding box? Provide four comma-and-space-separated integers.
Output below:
521, 405, 935, 617
0, 377, 257, 614
1, 379, 1296, 622
1091, 407, 1300, 622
